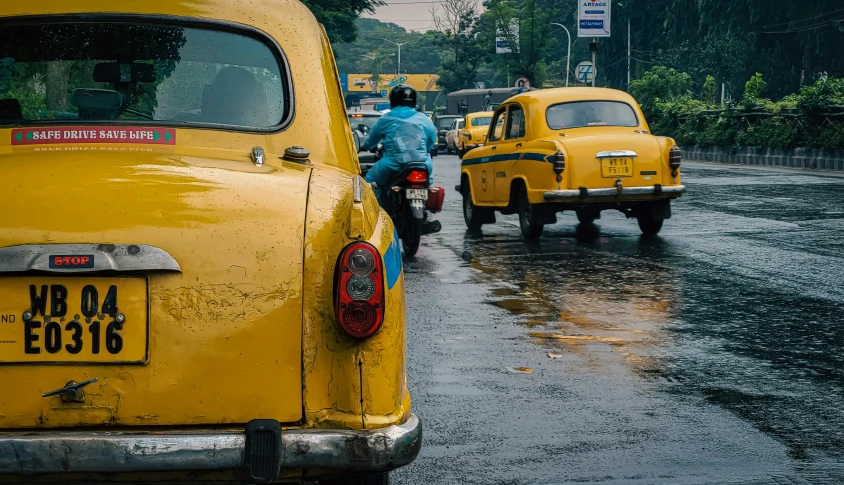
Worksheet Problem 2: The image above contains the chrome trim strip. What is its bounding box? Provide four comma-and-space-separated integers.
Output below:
353, 175, 363, 203
544, 185, 686, 201
0, 244, 181, 274
595, 150, 638, 159
0, 414, 421, 475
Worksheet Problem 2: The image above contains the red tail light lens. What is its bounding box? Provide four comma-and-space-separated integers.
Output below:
406, 170, 428, 183
335, 243, 384, 338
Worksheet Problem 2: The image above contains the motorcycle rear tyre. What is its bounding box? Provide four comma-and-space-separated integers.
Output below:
403, 217, 423, 257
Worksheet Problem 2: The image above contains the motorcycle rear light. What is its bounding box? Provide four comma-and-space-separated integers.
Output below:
406, 170, 428, 183
335, 242, 384, 338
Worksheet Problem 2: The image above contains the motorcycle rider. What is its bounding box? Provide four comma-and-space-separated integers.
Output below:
361, 85, 437, 204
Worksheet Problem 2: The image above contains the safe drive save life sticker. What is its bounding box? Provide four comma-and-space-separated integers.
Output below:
11, 127, 176, 145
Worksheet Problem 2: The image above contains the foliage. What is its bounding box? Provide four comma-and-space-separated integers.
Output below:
332, 19, 441, 76
702, 75, 717, 104
629, 66, 693, 120
433, 4, 489, 92
744, 72, 767, 100
301, 0, 385, 44
638, 66, 844, 150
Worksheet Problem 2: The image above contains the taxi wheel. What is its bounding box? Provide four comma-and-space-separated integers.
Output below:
576, 209, 599, 225
320, 472, 389, 485
518, 187, 544, 240
463, 183, 489, 231
637, 215, 664, 237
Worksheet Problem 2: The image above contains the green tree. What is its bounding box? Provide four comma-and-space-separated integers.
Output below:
630, 66, 693, 119
702, 75, 717, 103
431, 0, 489, 92
301, 0, 385, 44
744, 72, 767, 100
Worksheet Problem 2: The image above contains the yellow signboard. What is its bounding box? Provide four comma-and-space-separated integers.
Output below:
346, 74, 440, 93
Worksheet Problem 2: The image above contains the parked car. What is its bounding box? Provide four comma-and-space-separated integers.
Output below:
445, 117, 465, 154
348, 110, 384, 175
457, 111, 494, 158
431, 114, 462, 156
0, 1, 420, 484
456, 87, 686, 238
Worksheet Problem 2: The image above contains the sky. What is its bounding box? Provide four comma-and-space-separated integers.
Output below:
364, 0, 483, 33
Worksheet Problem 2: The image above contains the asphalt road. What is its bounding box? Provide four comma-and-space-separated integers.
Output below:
392, 156, 844, 485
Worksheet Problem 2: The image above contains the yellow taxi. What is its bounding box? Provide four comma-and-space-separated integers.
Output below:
456, 88, 686, 238
0, 1, 419, 484
457, 111, 494, 158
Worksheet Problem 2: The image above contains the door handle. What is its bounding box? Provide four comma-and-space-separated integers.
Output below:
491, 146, 497, 151
515, 143, 523, 148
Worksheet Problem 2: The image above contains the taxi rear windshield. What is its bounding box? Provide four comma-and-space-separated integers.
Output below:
546, 101, 638, 130
471, 117, 492, 127
0, 19, 289, 130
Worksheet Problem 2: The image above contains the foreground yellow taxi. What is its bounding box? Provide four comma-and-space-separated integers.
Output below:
457, 88, 685, 238
457, 111, 494, 158
0, 1, 419, 484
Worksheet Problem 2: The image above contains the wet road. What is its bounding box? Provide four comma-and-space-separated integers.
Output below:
393, 157, 844, 485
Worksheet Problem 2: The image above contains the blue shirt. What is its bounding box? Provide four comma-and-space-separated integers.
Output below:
362, 106, 437, 187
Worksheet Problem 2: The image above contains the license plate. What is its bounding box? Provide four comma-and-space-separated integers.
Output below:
601, 158, 633, 177
406, 189, 428, 200
0, 277, 148, 364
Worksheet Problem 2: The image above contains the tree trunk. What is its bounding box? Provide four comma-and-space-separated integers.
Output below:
46, 62, 70, 112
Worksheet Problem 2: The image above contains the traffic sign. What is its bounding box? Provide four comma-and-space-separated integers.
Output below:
514, 77, 531, 89
380, 90, 388, 97
576, 61, 595, 84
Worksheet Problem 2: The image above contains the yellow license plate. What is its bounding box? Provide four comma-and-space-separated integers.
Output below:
0, 277, 148, 364
601, 158, 633, 177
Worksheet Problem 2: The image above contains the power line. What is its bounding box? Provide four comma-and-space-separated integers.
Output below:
757, 17, 844, 34
758, 7, 844, 29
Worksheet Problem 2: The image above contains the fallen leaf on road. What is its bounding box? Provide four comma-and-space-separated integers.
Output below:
547, 352, 563, 359
508, 366, 534, 374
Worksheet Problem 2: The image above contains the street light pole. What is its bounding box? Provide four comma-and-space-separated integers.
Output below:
379, 38, 417, 77
550, 23, 571, 87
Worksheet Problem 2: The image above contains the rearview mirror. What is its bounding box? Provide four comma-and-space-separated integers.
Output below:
353, 131, 361, 153
94, 63, 156, 84
358, 124, 370, 135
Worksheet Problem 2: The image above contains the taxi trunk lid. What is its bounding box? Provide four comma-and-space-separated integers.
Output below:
0, 149, 309, 428
562, 131, 664, 189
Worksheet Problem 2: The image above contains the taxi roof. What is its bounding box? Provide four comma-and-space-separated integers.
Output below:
466, 111, 494, 120
2, 0, 310, 33
505, 87, 638, 107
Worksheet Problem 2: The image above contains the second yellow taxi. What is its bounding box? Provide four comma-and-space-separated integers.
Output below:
457, 111, 493, 158
456, 87, 686, 238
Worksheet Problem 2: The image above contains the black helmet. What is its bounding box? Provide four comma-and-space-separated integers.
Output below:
389, 85, 417, 108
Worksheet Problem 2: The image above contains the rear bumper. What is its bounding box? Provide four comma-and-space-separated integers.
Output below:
0, 414, 421, 477
544, 184, 686, 201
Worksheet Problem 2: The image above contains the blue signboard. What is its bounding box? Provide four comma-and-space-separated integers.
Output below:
580, 20, 604, 29
339, 74, 348, 92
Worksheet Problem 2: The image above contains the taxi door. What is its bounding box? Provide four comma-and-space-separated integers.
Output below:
494, 104, 527, 205
465, 108, 506, 205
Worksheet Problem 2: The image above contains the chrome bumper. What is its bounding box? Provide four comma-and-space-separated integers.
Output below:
0, 414, 421, 476
543, 184, 686, 201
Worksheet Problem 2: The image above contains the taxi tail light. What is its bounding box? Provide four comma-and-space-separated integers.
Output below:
669, 146, 682, 176
335, 242, 384, 339
553, 152, 566, 182
406, 170, 428, 184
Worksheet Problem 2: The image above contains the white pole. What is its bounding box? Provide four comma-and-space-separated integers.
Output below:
551, 23, 571, 87
721, 83, 726, 107
397, 44, 402, 76
627, 19, 631, 92
592, 38, 597, 87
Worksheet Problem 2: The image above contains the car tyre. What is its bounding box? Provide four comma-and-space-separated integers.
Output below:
576, 208, 599, 225
637, 215, 664, 237
463, 183, 490, 231
320, 472, 389, 485
517, 186, 544, 240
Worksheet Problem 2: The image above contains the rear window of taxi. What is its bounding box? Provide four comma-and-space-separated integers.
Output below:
0, 17, 292, 131
546, 101, 638, 130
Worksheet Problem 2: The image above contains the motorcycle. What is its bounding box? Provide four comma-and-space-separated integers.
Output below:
368, 147, 443, 257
